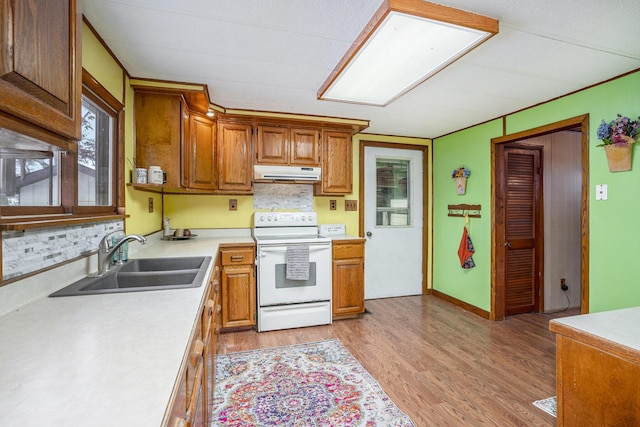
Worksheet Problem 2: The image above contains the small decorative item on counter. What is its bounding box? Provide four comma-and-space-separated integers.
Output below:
451, 166, 471, 195
164, 217, 172, 237
597, 114, 639, 172
166, 227, 196, 240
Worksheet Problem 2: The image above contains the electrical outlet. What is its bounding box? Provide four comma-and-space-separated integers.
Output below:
148, 197, 153, 213
329, 200, 337, 210
345, 200, 357, 211
229, 199, 237, 211
560, 278, 568, 291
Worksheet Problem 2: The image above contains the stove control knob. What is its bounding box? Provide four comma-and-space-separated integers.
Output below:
301, 216, 305, 221
308, 215, 314, 221
274, 217, 278, 222
267, 216, 272, 221
258, 215, 264, 222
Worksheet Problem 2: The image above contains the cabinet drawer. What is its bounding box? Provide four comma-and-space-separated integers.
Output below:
221, 248, 254, 265
332, 241, 364, 259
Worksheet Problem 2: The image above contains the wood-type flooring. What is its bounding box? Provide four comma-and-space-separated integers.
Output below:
219, 295, 580, 426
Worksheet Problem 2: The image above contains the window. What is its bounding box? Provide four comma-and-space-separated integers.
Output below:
0, 150, 60, 207
0, 69, 123, 218
75, 71, 123, 214
375, 157, 411, 227
78, 95, 114, 207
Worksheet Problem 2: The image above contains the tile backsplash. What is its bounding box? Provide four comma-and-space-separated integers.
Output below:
253, 183, 314, 211
2, 220, 124, 280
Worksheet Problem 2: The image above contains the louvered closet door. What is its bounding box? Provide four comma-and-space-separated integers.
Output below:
504, 147, 541, 315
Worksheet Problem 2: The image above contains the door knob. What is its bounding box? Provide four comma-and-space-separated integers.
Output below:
504, 241, 512, 248
366, 231, 372, 237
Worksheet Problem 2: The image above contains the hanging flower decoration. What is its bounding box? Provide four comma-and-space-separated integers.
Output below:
596, 114, 639, 147
451, 166, 471, 179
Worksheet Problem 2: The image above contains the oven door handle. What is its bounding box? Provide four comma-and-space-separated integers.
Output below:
259, 245, 329, 255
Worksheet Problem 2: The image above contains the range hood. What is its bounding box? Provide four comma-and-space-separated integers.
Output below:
254, 165, 322, 182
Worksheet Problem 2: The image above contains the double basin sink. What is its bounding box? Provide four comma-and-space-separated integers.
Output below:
50, 256, 211, 297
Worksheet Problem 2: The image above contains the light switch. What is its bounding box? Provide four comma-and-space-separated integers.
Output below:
596, 184, 608, 200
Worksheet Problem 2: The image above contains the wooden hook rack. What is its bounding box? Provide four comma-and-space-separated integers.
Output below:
448, 204, 481, 218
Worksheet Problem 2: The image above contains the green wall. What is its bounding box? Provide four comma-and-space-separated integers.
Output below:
433, 120, 501, 311
433, 70, 640, 314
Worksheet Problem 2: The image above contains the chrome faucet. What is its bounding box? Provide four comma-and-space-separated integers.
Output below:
97, 231, 147, 275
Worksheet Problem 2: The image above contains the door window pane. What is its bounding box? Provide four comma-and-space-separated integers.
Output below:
79, 95, 113, 206
0, 151, 60, 206
376, 158, 410, 226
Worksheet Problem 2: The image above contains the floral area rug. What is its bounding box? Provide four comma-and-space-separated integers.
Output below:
213, 338, 415, 426
533, 396, 557, 417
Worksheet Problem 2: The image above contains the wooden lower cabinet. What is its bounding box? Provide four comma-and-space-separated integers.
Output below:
167, 260, 221, 427
551, 319, 640, 426
220, 245, 256, 329
332, 239, 365, 319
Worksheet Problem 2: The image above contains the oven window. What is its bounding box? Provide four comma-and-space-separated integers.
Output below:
275, 263, 317, 288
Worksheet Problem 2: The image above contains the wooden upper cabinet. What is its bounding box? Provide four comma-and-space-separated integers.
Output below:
291, 128, 321, 166
256, 126, 289, 164
315, 130, 353, 195
0, 0, 82, 142
217, 121, 253, 193
256, 125, 320, 166
186, 114, 216, 190
134, 91, 186, 188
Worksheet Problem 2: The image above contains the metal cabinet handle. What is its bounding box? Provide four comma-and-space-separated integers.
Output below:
504, 241, 512, 248
366, 231, 372, 237
230, 255, 244, 261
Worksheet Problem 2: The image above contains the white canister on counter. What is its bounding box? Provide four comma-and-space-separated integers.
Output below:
148, 166, 163, 184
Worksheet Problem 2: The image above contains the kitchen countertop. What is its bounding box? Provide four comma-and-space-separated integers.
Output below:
549, 306, 640, 351
0, 231, 254, 427
323, 234, 365, 241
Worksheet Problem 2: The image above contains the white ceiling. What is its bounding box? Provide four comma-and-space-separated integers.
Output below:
82, 0, 640, 138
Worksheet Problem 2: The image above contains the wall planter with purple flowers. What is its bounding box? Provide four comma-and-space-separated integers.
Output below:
597, 114, 639, 172
452, 166, 471, 195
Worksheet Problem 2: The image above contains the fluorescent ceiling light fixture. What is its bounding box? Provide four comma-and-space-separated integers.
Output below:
318, 0, 498, 106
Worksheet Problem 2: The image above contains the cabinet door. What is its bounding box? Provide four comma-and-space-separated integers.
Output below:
221, 264, 256, 328
181, 107, 191, 188
333, 258, 365, 317
256, 125, 289, 164
0, 0, 81, 140
332, 241, 365, 318
135, 91, 184, 188
290, 128, 321, 166
206, 266, 221, 420
187, 114, 216, 190
217, 122, 253, 193
315, 131, 353, 195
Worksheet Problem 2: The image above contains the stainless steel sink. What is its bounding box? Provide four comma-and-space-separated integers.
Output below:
50, 256, 211, 297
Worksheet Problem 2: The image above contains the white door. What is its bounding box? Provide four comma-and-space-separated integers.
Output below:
364, 146, 423, 299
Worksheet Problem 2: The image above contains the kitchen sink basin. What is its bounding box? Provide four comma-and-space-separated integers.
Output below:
118, 257, 207, 272
50, 256, 211, 297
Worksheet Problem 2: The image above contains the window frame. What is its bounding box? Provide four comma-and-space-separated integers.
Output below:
75, 71, 124, 215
